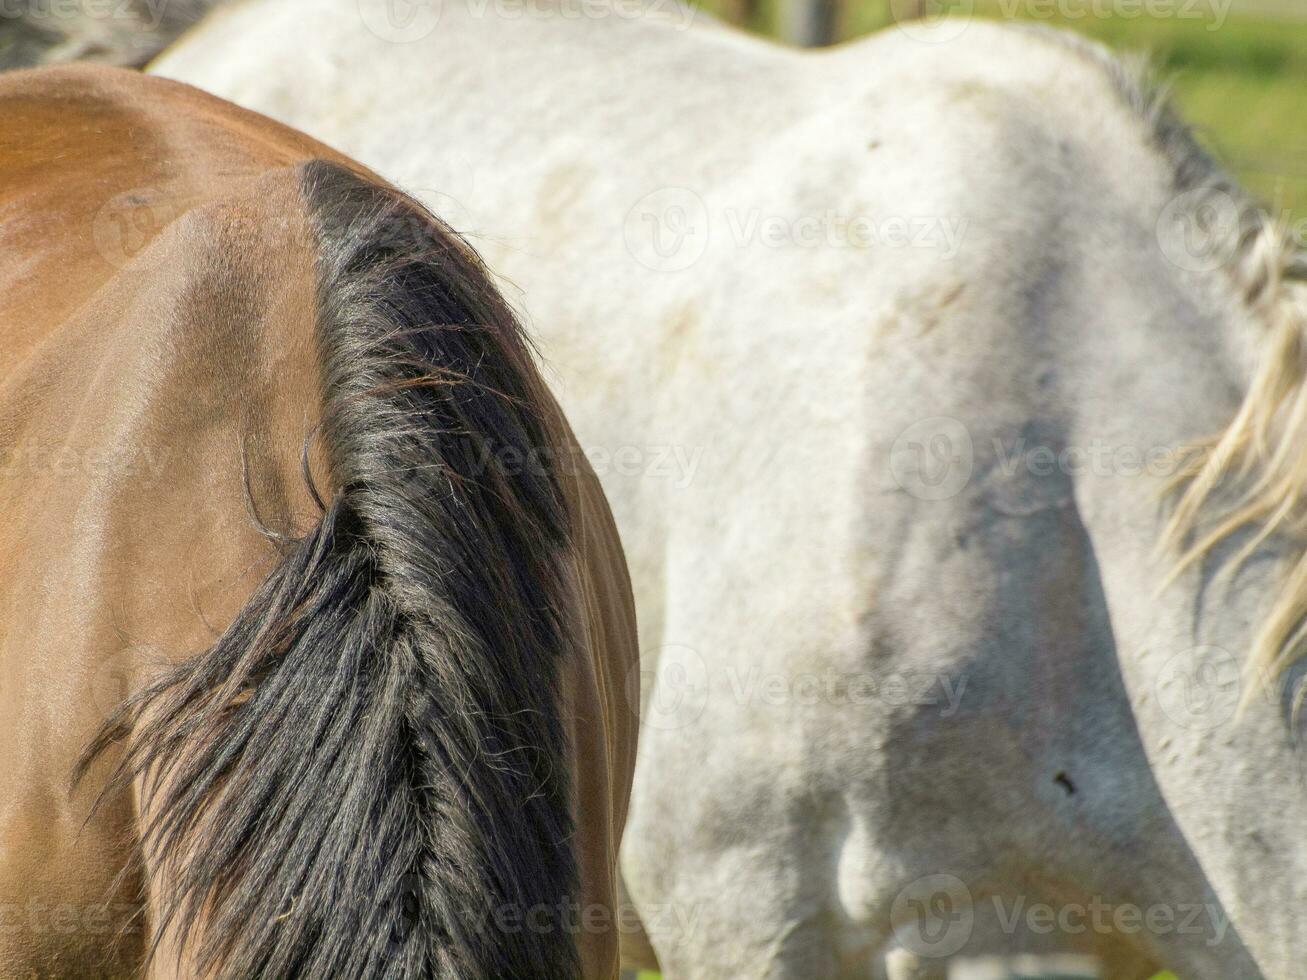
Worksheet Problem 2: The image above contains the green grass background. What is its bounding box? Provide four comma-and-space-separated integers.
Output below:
634, 2, 1301, 977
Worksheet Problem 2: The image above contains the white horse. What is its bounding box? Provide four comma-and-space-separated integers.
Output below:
136, 3, 1307, 976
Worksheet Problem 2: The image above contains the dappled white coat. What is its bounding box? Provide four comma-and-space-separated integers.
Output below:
155, 4, 1307, 977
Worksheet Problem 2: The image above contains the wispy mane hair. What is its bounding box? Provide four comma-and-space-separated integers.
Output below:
77, 159, 583, 979
1079, 39, 1307, 694
987, 25, 1307, 704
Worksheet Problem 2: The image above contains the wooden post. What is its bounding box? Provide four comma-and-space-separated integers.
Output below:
778, 0, 840, 47
718, 0, 760, 30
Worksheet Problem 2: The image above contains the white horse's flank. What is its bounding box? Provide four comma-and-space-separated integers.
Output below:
153, 5, 1307, 976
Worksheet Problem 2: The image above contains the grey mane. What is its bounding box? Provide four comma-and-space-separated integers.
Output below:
1015, 22, 1307, 293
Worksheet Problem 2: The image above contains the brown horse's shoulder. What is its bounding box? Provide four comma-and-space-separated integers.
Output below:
0, 71, 341, 980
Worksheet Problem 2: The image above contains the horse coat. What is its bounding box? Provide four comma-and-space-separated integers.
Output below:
0, 64, 638, 979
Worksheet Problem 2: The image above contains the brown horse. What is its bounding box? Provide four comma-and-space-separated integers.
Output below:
0, 65, 637, 979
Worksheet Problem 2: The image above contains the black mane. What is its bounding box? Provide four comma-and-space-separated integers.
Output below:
78, 159, 583, 980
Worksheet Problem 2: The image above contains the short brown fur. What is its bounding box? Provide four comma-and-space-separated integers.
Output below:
0, 65, 637, 979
